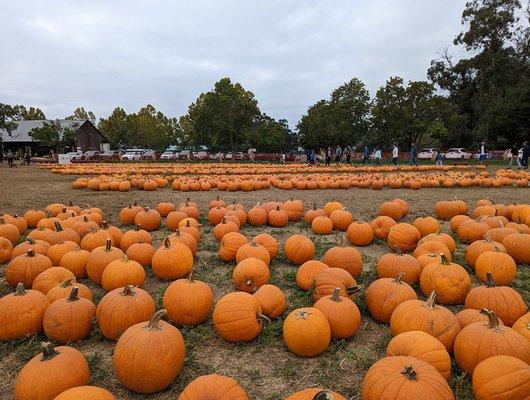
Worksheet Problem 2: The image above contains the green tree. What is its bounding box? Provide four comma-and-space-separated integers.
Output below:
297, 77, 371, 150
98, 107, 129, 148
183, 77, 261, 154
0, 104, 16, 137
66, 107, 96, 123
428, 0, 530, 147
247, 114, 295, 153
126, 105, 180, 150
11, 105, 46, 120
372, 77, 463, 148
28, 120, 79, 150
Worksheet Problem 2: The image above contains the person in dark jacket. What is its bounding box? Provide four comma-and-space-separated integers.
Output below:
509, 145, 521, 168
6, 149, 14, 168
522, 141, 530, 169
410, 144, 418, 166
361, 145, 370, 165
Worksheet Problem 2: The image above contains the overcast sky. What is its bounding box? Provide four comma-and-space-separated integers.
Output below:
0, 0, 468, 126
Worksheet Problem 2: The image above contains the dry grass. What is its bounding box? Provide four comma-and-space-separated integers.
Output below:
0, 164, 529, 399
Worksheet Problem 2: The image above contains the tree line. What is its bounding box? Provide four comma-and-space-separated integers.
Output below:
1, 0, 528, 152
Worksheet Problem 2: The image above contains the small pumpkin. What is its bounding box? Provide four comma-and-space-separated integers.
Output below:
413, 216, 441, 237
236, 241, 271, 265
253, 233, 279, 259
151, 237, 193, 280
52, 386, 116, 400
295, 260, 329, 291
253, 284, 287, 319
472, 355, 530, 400
365, 273, 417, 324
120, 224, 152, 252
32, 266, 76, 294
134, 207, 161, 231
232, 257, 270, 293
212, 292, 266, 342
475, 249, 516, 285
86, 239, 124, 285
362, 356, 454, 400
113, 310, 186, 394
465, 237, 506, 268
387, 223, 421, 252
512, 312, 530, 342
314, 288, 361, 339
178, 374, 249, 400
284, 234, 315, 265
125, 241, 155, 267
267, 205, 289, 227
14, 342, 89, 400
43, 287, 96, 344
464, 273, 527, 326
6, 249, 53, 288
322, 237, 363, 278
376, 249, 422, 284
46, 279, 92, 303
386, 331, 451, 380
0, 283, 50, 340
283, 307, 331, 357
312, 268, 360, 301
163, 269, 213, 326
311, 216, 334, 235
346, 221, 373, 246
454, 309, 530, 375
390, 291, 461, 352
370, 216, 397, 240
101, 256, 146, 292
456, 308, 505, 328
96, 285, 155, 340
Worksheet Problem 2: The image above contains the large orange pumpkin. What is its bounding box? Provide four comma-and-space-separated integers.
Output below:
178, 374, 249, 400
283, 307, 331, 357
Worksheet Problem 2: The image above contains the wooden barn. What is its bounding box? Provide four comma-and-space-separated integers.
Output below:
0, 119, 108, 155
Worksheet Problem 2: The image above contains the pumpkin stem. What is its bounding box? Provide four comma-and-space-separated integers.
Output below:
41, 342, 59, 360
0, 217, 5, 225
485, 310, 502, 331
26, 237, 35, 244
146, 309, 167, 331
134, 201, 138, 206
295, 309, 310, 319
424, 291, 437, 308
312, 391, 334, 400
83, 216, 89, 222
134, 224, 141, 231
339, 236, 346, 247
485, 272, 496, 287
26, 249, 36, 257
393, 272, 406, 284
121, 285, 135, 296
245, 279, 254, 286
346, 285, 363, 295
257, 313, 271, 323
67, 286, 80, 302
14, 283, 26, 296
331, 288, 342, 302
187, 268, 195, 283
54, 221, 63, 232
440, 254, 450, 265
60, 278, 75, 288
312, 203, 317, 211
401, 365, 417, 381
102, 220, 109, 229
104, 238, 112, 251
164, 237, 171, 248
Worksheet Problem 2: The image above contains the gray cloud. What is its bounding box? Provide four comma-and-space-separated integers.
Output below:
0, 0, 467, 126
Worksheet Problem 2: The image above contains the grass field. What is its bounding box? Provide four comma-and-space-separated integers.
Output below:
0, 163, 528, 399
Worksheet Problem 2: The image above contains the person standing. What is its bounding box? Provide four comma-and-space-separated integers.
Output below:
392, 144, 398, 166
325, 147, 331, 166
522, 141, 530, 169
362, 145, 370, 165
374, 147, 382, 166
436, 151, 444, 166
410, 143, 418, 166
25, 150, 31, 165
479, 141, 487, 163
6, 149, 14, 168
345, 146, 351, 164
335, 146, 342, 163
509, 144, 521, 168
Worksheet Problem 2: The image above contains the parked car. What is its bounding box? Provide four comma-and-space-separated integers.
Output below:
193, 151, 209, 160
142, 150, 157, 160
100, 150, 121, 160
225, 151, 245, 160
178, 150, 191, 160
418, 148, 439, 159
83, 150, 101, 160
444, 148, 472, 160
211, 152, 224, 160
64, 151, 83, 162
160, 150, 179, 160
121, 150, 143, 161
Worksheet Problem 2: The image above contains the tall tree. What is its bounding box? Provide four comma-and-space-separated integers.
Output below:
28, 120, 79, 150
372, 78, 464, 148
247, 114, 295, 153
428, 0, 530, 147
126, 105, 180, 150
98, 107, 129, 148
297, 77, 371, 150
0, 104, 16, 136
66, 107, 96, 123
183, 78, 261, 154
11, 105, 46, 120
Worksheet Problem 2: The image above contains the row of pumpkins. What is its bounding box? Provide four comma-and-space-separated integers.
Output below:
0, 196, 529, 399
68, 168, 530, 192
44, 161, 476, 177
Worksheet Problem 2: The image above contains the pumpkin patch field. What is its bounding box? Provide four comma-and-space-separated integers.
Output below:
0, 164, 529, 400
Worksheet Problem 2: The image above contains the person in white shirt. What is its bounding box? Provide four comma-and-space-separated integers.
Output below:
392, 144, 398, 165
374, 147, 382, 166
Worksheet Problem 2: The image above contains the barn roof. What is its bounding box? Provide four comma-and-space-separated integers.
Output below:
0, 119, 89, 142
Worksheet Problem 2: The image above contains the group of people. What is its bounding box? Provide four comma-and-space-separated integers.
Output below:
0, 149, 32, 167
509, 141, 530, 169
362, 143, 424, 166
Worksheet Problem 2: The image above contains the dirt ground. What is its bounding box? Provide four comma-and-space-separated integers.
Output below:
0, 163, 529, 400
